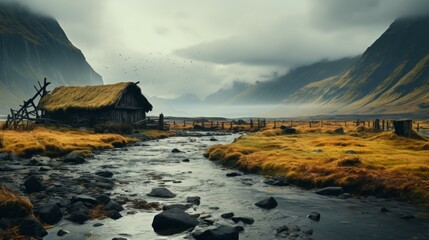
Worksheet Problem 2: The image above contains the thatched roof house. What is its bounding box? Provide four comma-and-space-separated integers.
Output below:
39, 82, 152, 126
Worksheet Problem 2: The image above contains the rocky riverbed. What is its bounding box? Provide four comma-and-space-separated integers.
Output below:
1, 131, 429, 240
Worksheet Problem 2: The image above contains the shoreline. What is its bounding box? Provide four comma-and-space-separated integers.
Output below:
204, 126, 429, 207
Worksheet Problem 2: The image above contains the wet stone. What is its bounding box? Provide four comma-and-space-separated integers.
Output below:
255, 197, 278, 209
24, 176, 45, 193
192, 225, 239, 240
95, 170, 114, 178
163, 204, 192, 211
19, 217, 48, 239
147, 187, 176, 198
380, 207, 389, 212
221, 212, 234, 219
110, 210, 123, 220
93, 223, 104, 227
226, 172, 241, 177
187, 196, 201, 205
315, 187, 344, 196
231, 216, 254, 224
307, 211, 321, 221
57, 229, 70, 236
152, 208, 199, 235
62, 153, 86, 164
171, 148, 182, 153
34, 204, 63, 225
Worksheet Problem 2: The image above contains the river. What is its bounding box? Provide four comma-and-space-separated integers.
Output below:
45, 132, 429, 240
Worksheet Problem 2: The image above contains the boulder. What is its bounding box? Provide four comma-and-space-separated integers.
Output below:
24, 176, 45, 193
163, 204, 192, 211
152, 208, 198, 235
71, 194, 98, 205
187, 196, 201, 205
147, 187, 176, 198
171, 148, 182, 153
221, 212, 234, 219
255, 197, 278, 209
34, 204, 63, 225
226, 172, 241, 177
231, 216, 254, 224
307, 212, 320, 221
315, 187, 344, 196
95, 170, 114, 178
62, 153, 85, 164
103, 200, 124, 212
69, 210, 89, 224
192, 225, 239, 240
96, 194, 111, 204
18, 217, 47, 239
57, 229, 70, 236
110, 210, 123, 220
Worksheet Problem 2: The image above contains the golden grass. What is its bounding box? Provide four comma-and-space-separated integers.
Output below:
39, 82, 151, 112
0, 126, 136, 157
0, 186, 33, 216
205, 126, 429, 205
139, 129, 175, 139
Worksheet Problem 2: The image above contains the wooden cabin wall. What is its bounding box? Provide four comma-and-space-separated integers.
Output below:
116, 88, 143, 108
110, 109, 145, 124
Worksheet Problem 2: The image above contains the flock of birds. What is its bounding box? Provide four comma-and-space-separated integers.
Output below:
101, 51, 208, 84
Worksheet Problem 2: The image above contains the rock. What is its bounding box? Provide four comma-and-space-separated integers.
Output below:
264, 176, 289, 186
103, 200, 124, 212
24, 176, 45, 193
147, 187, 176, 198
93, 223, 104, 227
401, 214, 415, 220
112, 238, 127, 240
110, 210, 123, 220
221, 212, 234, 219
152, 208, 198, 235
192, 225, 239, 240
95, 170, 114, 178
231, 216, 254, 224
69, 210, 89, 224
315, 187, 344, 196
346, 150, 357, 154
71, 194, 98, 206
281, 126, 297, 134
0, 152, 10, 160
182, 158, 190, 162
171, 148, 182, 153
77, 174, 115, 190
96, 194, 111, 204
62, 153, 85, 164
209, 137, 218, 141
255, 197, 278, 209
163, 204, 192, 211
307, 211, 321, 221
18, 217, 47, 239
334, 127, 345, 134
203, 219, 215, 225
337, 193, 352, 199
34, 204, 63, 225
226, 172, 241, 177
68, 201, 89, 224
187, 196, 201, 205
57, 229, 70, 236
379, 207, 389, 212
39, 166, 51, 171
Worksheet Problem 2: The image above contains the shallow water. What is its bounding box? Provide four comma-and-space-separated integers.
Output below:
46, 132, 429, 240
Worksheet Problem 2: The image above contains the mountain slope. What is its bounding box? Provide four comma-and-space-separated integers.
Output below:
0, 3, 102, 113
205, 57, 358, 105
287, 16, 429, 116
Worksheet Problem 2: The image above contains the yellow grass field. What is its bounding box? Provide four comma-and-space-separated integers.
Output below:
205, 123, 429, 205
0, 126, 138, 157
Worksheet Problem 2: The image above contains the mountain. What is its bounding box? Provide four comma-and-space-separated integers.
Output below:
287, 16, 429, 116
0, 3, 102, 114
204, 57, 358, 105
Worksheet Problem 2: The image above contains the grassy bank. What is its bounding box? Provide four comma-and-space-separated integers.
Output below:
0, 126, 138, 157
205, 124, 429, 206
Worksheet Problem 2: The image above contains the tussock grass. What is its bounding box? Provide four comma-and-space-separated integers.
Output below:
0, 126, 136, 157
0, 185, 33, 218
205, 128, 429, 205
139, 129, 175, 139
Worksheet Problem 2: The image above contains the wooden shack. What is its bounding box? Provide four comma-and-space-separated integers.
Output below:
38, 82, 152, 126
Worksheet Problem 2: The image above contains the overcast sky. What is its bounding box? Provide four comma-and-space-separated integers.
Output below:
11, 0, 429, 99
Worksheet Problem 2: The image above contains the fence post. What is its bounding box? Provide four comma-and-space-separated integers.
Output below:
374, 119, 380, 130
393, 120, 413, 137
183, 120, 186, 127
274, 119, 277, 129
263, 119, 266, 127
309, 121, 312, 128
250, 119, 253, 128
230, 121, 233, 130
417, 122, 420, 132
222, 122, 225, 130
211, 121, 214, 128
158, 113, 164, 130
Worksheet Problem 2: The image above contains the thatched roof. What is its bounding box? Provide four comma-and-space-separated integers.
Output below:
39, 82, 153, 112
